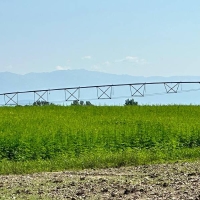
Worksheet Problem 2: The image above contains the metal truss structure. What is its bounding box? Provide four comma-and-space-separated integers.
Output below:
130, 84, 146, 97
97, 86, 112, 99
164, 83, 180, 93
4, 93, 18, 105
0, 81, 200, 105
65, 88, 80, 101
34, 90, 49, 102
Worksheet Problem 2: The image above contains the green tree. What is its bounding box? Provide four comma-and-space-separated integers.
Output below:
85, 101, 93, 106
71, 100, 80, 106
80, 101, 84, 105
124, 98, 138, 106
71, 100, 94, 106
33, 101, 54, 106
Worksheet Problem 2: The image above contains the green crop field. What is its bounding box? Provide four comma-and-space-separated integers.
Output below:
0, 105, 200, 174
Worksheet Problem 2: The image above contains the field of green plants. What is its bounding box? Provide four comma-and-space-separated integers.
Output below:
0, 105, 200, 174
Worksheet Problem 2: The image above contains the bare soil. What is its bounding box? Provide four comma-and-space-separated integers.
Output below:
1, 161, 200, 200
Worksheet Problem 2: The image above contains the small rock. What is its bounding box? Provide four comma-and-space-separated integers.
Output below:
76, 190, 84, 196
163, 182, 168, 187
80, 176, 85, 181
70, 181, 76, 186
98, 178, 107, 182
149, 174, 158, 178
111, 192, 117, 197
130, 187, 136, 193
188, 172, 196, 176
101, 188, 108, 193
52, 178, 63, 183
15, 189, 20, 194
140, 188, 144, 192
124, 188, 130, 195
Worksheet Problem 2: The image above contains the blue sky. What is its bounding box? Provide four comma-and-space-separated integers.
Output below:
0, 0, 200, 76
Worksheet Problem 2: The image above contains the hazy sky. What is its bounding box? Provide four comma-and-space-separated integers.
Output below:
1, 0, 200, 76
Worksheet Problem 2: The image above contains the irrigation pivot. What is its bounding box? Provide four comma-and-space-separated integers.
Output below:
1, 81, 200, 105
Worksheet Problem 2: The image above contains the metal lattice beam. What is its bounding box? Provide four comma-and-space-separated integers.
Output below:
97, 86, 112, 99
4, 93, 18, 105
34, 91, 49, 102
130, 84, 145, 97
65, 88, 80, 101
164, 83, 180, 93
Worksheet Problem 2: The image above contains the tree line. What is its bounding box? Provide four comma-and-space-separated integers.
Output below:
32, 98, 138, 106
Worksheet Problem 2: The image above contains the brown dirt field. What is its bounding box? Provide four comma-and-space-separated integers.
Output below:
1, 161, 200, 200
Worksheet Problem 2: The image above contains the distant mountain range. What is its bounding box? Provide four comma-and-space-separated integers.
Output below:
0, 69, 200, 105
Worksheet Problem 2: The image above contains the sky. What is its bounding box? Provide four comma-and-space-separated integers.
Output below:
0, 0, 200, 76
